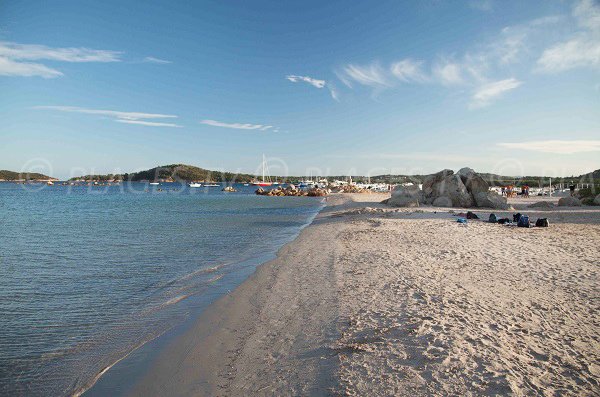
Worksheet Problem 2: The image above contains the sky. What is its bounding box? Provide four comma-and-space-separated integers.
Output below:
0, 0, 599, 179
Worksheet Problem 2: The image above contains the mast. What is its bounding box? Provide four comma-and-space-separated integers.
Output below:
262, 154, 265, 183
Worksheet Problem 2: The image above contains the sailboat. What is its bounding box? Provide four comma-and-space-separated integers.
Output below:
252, 154, 273, 187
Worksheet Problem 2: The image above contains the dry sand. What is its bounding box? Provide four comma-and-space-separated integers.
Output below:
129, 193, 600, 396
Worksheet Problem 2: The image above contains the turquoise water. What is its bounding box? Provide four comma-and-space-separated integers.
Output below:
0, 182, 323, 396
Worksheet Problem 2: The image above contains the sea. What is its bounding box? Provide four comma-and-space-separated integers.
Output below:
0, 182, 324, 396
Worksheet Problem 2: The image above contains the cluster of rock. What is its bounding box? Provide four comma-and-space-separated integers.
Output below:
255, 186, 329, 197
384, 167, 511, 210
332, 185, 372, 194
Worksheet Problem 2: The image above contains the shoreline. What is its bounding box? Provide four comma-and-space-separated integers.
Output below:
121, 193, 354, 396
87, 193, 600, 396
81, 196, 330, 397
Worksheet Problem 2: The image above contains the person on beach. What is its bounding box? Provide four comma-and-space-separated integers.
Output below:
570, 184, 576, 196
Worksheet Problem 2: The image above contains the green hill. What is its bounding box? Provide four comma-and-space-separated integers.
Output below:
71, 164, 257, 183
0, 170, 56, 181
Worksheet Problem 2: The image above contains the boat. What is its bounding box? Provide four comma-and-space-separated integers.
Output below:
251, 154, 273, 187
149, 182, 159, 186
188, 182, 202, 188
222, 186, 236, 192
204, 184, 220, 187
46, 181, 54, 186
243, 183, 250, 186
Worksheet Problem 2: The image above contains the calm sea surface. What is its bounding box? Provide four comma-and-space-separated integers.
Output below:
0, 182, 323, 396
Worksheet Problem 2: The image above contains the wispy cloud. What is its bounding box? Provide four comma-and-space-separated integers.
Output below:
143, 56, 172, 64
0, 56, 63, 78
537, 36, 600, 73
116, 119, 181, 127
432, 60, 464, 85
338, 62, 391, 88
0, 41, 121, 78
470, 78, 522, 108
200, 119, 274, 131
390, 59, 428, 83
497, 140, 600, 154
286, 75, 325, 88
537, 0, 600, 73
35, 106, 181, 127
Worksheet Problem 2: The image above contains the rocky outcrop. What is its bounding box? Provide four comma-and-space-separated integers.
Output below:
474, 191, 511, 210
256, 186, 329, 197
386, 167, 509, 209
558, 196, 582, 206
425, 174, 473, 207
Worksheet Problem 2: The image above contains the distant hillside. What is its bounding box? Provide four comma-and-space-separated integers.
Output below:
71, 164, 257, 183
0, 170, 56, 181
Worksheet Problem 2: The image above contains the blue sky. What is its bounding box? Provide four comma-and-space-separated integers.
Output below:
0, 0, 599, 179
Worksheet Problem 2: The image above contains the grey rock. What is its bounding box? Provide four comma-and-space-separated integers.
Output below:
432, 196, 453, 207
435, 174, 473, 207
386, 196, 420, 207
474, 191, 511, 210
422, 169, 454, 198
558, 196, 582, 206
528, 201, 554, 209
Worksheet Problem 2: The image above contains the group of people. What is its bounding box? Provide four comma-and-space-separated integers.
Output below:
501, 185, 529, 198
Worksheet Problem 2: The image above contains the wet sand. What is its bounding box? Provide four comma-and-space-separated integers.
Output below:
128, 193, 600, 396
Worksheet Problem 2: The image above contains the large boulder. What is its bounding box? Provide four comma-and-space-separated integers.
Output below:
385, 196, 420, 207
474, 191, 511, 210
558, 196, 582, 206
422, 169, 454, 199
432, 196, 453, 207
435, 174, 474, 207
392, 184, 424, 200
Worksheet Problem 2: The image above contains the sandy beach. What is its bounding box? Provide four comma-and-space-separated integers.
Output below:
128, 193, 600, 396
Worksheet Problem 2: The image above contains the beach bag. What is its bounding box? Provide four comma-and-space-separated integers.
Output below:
489, 214, 497, 223
517, 215, 530, 228
466, 211, 479, 220
457, 218, 467, 224
498, 218, 510, 224
535, 218, 549, 227
513, 213, 522, 222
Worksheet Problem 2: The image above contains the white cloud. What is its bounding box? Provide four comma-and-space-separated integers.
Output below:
339, 62, 390, 88
0, 41, 120, 62
433, 61, 463, 85
537, 0, 600, 73
390, 59, 428, 83
537, 36, 600, 73
0, 56, 63, 78
35, 106, 181, 127
201, 119, 274, 131
142, 56, 172, 64
573, 0, 600, 31
0, 41, 121, 78
497, 140, 600, 154
286, 75, 325, 88
470, 78, 522, 108
116, 119, 181, 128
